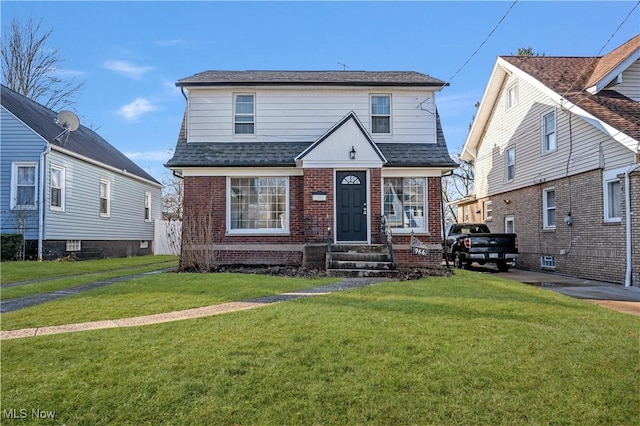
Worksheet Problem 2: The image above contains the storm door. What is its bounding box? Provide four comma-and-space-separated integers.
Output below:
336, 171, 367, 242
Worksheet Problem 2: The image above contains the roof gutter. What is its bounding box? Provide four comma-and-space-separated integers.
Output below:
37, 144, 51, 260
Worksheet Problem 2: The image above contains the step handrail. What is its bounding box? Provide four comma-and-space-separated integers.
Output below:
379, 215, 395, 268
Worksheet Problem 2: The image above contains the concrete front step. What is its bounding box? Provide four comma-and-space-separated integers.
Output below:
330, 260, 394, 270
331, 252, 390, 262
327, 268, 400, 278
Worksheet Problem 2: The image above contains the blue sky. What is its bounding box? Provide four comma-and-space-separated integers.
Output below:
2, 1, 639, 183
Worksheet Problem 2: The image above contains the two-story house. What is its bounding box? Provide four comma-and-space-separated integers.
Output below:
165, 71, 457, 272
1, 84, 162, 260
458, 35, 640, 286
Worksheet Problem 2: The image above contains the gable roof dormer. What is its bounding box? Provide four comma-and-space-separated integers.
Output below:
585, 34, 640, 95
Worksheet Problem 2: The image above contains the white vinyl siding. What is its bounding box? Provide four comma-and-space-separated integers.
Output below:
542, 187, 556, 229
186, 88, 438, 144
615, 60, 640, 101
50, 164, 65, 211
10, 161, 38, 210
100, 179, 111, 217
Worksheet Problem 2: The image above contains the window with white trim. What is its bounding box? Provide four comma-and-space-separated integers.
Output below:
484, 201, 493, 221
50, 165, 65, 211
371, 94, 391, 134
144, 192, 151, 221
234, 93, 255, 135
505, 215, 515, 233
229, 177, 288, 232
505, 147, 515, 182
100, 179, 111, 217
506, 84, 518, 109
542, 187, 556, 229
541, 255, 555, 269
11, 162, 38, 209
603, 169, 622, 222
383, 178, 426, 231
542, 110, 556, 153
66, 240, 81, 251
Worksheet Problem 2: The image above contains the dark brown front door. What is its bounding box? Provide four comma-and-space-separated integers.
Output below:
336, 171, 367, 242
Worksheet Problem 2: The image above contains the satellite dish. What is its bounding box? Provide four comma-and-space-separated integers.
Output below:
56, 110, 80, 131
54, 110, 80, 144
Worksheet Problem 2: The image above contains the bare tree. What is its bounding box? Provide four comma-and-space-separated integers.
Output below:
442, 153, 474, 224
161, 173, 184, 220
1, 17, 84, 110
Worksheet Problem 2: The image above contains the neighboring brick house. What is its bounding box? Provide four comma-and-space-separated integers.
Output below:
457, 35, 640, 286
165, 71, 457, 272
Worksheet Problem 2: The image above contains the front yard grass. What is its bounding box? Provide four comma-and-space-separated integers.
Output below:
1, 270, 638, 425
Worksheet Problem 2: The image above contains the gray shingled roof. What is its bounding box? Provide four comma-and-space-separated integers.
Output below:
165, 111, 456, 169
1, 85, 160, 185
177, 70, 446, 87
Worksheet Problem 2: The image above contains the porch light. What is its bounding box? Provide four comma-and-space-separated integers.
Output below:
349, 146, 356, 160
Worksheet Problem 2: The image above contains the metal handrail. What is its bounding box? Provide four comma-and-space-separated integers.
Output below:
327, 226, 333, 269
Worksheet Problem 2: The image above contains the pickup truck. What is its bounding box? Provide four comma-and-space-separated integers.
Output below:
443, 223, 518, 271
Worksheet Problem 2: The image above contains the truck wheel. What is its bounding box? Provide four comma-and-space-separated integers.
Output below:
454, 252, 470, 269
497, 261, 510, 272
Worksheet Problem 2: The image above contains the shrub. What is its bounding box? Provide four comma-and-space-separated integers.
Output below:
1, 233, 24, 261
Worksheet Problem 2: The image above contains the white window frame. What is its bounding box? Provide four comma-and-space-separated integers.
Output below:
50, 164, 65, 212
370, 94, 392, 135
233, 93, 255, 136
100, 179, 111, 218
484, 201, 493, 221
541, 255, 555, 269
506, 84, 518, 110
227, 177, 289, 235
10, 161, 38, 210
505, 147, 515, 182
505, 215, 515, 233
66, 240, 81, 251
144, 192, 152, 222
542, 109, 557, 154
603, 167, 624, 223
542, 187, 556, 229
382, 177, 428, 233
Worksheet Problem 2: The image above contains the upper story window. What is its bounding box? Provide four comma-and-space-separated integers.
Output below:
542, 187, 556, 229
505, 147, 515, 182
603, 168, 623, 222
11, 162, 37, 210
229, 177, 288, 233
144, 192, 152, 222
542, 110, 556, 153
234, 94, 255, 135
50, 165, 65, 211
484, 201, 493, 221
383, 178, 426, 231
100, 179, 111, 217
506, 84, 518, 109
371, 94, 391, 134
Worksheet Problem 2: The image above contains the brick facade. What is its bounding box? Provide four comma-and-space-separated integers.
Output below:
455, 169, 639, 285
181, 171, 446, 270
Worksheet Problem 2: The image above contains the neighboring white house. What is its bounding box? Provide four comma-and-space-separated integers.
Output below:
165, 70, 457, 271
1, 84, 162, 260
458, 35, 640, 286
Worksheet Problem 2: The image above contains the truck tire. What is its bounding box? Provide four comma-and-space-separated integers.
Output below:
454, 252, 471, 269
497, 261, 510, 272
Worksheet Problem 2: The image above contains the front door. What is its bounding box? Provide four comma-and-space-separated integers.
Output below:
336, 171, 367, 242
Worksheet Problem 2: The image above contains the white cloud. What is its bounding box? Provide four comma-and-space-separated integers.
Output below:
124, 149, 173, 162
103, 60, 154, 79
118, 98, 158, 120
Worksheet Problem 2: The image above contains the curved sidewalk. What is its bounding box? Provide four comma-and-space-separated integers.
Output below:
0, 278, 388, 340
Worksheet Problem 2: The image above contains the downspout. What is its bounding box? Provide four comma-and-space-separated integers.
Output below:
624, 162, 640, 287
38, 145, 51, 260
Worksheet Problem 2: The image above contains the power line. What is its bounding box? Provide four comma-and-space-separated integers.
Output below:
444, 0, 518, 86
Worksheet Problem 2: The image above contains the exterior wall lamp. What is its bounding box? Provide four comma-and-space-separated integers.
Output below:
349, 146, 356, 160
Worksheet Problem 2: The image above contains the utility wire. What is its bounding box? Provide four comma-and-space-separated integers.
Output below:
444, 0, 518, 86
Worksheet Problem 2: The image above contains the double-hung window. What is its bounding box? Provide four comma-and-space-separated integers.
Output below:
11, 162, 37, 209
371, 94, 391, 134
505, 147, 515, 182
50, 165, 65, 211
542, 110, 556, 153
603, 168, 623, 222
383, 178, 426, 231
234, 94, 255, 135
100, 179, 111, 217
484, 201, 493, 221
229, 177, 288, 233
542, 187, 556, 229
144, 192, 151, 221
506, 84, 518, 109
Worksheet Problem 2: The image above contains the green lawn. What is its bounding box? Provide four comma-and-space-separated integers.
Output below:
2, 270, 638, 425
